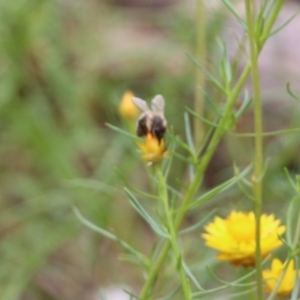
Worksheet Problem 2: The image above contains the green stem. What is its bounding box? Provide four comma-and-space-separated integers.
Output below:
229, 128, 300, 138
245, 0, 263, 299
259, 0, 284, 46
174, 62, 254, 229
139, 240, 169, 299
138, 1, 284, 297
194, 0, 206, 150
292, 209, 300, 248
139, 62, 250, 300
156, 167, 192, 300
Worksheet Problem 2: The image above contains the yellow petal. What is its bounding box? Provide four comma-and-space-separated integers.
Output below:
137, 133, 169, 163
202, 211, 286, 266
263, 259, 297, 296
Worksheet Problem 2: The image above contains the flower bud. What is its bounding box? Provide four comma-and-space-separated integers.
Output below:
119, 90, 139, 120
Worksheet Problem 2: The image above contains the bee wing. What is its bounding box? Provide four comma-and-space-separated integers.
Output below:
151, 95, 165, 113
132, 97, 150, 112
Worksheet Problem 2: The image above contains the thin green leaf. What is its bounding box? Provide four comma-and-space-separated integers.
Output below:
106, 123, 141, 141
198, 86, 222, 116
184, 112, 196, 180
284, 167, 297, 191
255, 9, 265, 38
262, 0, 276, 19
229, 127, 300, 138
186, 106, 220, 128
186, 52, 226, 93
187, 179, 236, 210
123, 289, 139, 300
162, 133, 175, 180
193, 265, 257, 297
223, 58, 232, 87
173, 135, 196, 158
157, 286, 181, 300
124, 188, 169, 238
200, 287, 256, 300
182, 261, 204, 290
291, 257, 300, 300
223, 288, 257, 300
287, 196, 299, 246
192, 283, 229, 297
115, 168, 159, 200
150, 173, 184, 199
184, 112, 195, 153
172, 151, 195, 164
119, 253, 148, 266
73, 207, 149, 267
150, 238, 165, 262
286, 82, 300, 101
234, 167, 255, 200
188, 164, 195, 184
222, 0, 247, 29
179, 165, 252, 211
165, 183, 184, 200
235, 90, 252, 119
197, 124, 215, 157
217, 39, 232, 86
179, 209, 217, 235
206, 266, 255, 287
269, 10, 300, 37
65, 179, 116, 195
259, 0, 284, 46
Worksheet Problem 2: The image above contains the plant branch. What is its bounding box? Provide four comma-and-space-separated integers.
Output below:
194, 0, 206, 150
245, 0, 263, 298
138, 1, 284, 297
156, 166, 192, 300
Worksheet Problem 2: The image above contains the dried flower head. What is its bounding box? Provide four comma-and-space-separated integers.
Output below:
202, 211, 286, 266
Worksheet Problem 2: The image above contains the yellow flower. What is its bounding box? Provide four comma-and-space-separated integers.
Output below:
118, 90, 139, 119
202, 211, 286, 266
263, 258, 299, 296
138, 133, 169, 163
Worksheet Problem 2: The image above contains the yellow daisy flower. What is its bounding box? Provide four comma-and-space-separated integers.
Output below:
138, 133, 169, 163
202, 211, 286, 266
118, 90, 139, 120
263, 258, 299, 296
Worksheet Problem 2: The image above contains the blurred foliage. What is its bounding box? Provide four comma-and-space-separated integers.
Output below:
0, 0, 200, 298
0, 0, 300, 299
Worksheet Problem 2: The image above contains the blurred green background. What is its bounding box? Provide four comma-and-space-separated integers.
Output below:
1, 0, 300, 299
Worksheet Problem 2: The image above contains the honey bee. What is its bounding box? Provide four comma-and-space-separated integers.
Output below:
132, 95, 167, 142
